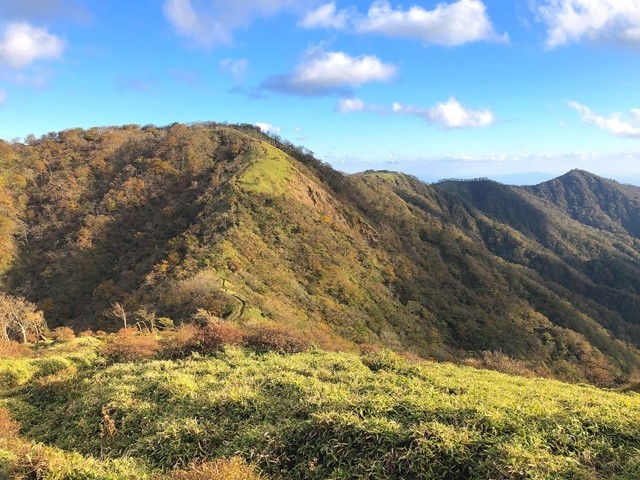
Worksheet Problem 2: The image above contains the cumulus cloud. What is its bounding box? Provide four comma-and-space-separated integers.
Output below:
299, 2, 352, 30
394, 97, 495, 129
336, 95, 496, 129
220, 58, 249, 82
255, 122, 281, 134
263, 48, 396, 96
163, 0, 309, 48
0, 23, 64, 68
358, 0, 507, 45
337, 97, 366, 113
335, 97, 387, 113
568, 101, 640, 138
535, 0, 640, 48
301, 0, 507, 45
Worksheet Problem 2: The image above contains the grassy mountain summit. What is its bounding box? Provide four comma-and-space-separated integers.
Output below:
2, 123, 640, 385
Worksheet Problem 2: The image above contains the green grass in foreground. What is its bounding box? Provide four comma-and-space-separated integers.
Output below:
1, 338, 640, 479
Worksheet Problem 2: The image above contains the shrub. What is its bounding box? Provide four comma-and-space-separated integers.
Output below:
361, 349, 406, 373
50, 326, 76, 342
161, 324, 201, 359
0, 360, 33, 388
200, 322, 244, 353
165, 457, 264, 480
244, 323, 310, 354
358, 343, 382, 355
0, 340, 30, 358
101, 330, 161, 362
466, 351, 538, 378
32, 356, 74, 378
160, 322, 244, 358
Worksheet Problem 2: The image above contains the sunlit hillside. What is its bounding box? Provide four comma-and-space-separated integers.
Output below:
2, 335, 639, 479
2, 123, 640, 386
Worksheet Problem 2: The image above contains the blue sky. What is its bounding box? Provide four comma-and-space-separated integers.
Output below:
1, 0, 640, 184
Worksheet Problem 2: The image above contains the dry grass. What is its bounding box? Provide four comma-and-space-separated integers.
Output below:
0, 340, 30, 358
465, 350, 540, 378
164, 457, 264, 480
0, 407, 20, 439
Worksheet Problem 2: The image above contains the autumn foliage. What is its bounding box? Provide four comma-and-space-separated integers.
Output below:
101, 328, 161, 362
244, 323, 310, 354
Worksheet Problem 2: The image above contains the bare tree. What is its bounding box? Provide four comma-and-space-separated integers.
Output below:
134, 307, 157, 332
0, 293, 47, 343
108, 302, 128, 329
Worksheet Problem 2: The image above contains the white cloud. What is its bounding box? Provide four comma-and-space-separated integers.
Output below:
356, 0, 507, 46
0, 88, 6, 106
337, 97, 366, 113
568, 101, 640, 138
299, 2, 351, 30
535, 0, 640, 48
394, 97, 495, 129
163, 0, 309, 48
336, 95, 495, 129
256, 122, 281, 134
294, 126, 303, 133
220, 58, 249, 81
263, 48, 396, 96
0, 22, 64, 68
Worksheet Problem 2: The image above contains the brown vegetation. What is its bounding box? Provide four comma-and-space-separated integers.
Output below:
164, 458, 264, 480
49, 326, 76, 342
3, 123, 640, 386
101, 329, 161, 362
0, 340, 30, 358
0, 407, 20, 440
244, 323, 310, 354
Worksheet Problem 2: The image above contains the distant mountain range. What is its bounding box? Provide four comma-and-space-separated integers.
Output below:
421, 171, 640, 187
2, 123, 640, 386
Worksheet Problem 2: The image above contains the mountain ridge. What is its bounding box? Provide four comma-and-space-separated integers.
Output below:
2, 123, 640, 385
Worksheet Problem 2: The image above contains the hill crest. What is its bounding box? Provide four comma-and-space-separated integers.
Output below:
2, 123, 640, 386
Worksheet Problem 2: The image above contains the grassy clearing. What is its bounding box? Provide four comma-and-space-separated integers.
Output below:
0, 339, 639, 479
238, 142, 294, 196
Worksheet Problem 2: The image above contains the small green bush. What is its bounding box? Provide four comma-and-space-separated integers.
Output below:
32, 356, 74, 378
0, 360, 33, 388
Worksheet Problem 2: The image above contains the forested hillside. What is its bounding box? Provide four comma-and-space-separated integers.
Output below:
2, 123, 640, 386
